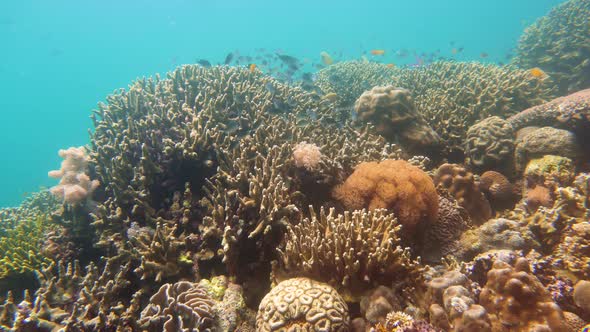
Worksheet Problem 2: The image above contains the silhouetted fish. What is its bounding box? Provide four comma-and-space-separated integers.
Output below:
197, 59, 212, 67
224, 52, 234, 65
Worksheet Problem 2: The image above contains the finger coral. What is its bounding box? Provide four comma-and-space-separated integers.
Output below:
276, 207, 423, 299
256, 277, 349, 331
513, 0, 590, 94
48, 146, 99, 204
333, 159, 438, 235
479, 257, 567, 331
354, 86, 440, 153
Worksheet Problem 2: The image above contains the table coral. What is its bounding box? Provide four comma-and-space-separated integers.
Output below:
333, 159, 438, 235
433, 164, 491, 225
354, 86, 440, 153
513, 0, 590, 94
276, 207, 423, 299
479, 257, 568, 331
256, 277, 349, 331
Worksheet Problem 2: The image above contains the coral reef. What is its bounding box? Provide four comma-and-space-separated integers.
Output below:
354, 86, 440, 153
513, 0, 590, 94
524, 155, 575, 188
48, 146, 100, 204
276, 207, 423, 299
256, 277, 349, 331
292, 141, 322, 171
514, 127, 581, 172
333, 159, 438, 235
433, 164, 491, 224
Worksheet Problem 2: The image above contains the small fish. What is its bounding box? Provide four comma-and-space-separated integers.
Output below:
224, 52, 234, 65
265, 82, 277, 94
370, 49, 385, 56
386, 63, 396, 68
529, 67, 548, 79
361, 55, 369, 63
320, 51, 334, 65
276, 53, 299, 65
395, 49, 408, 57
322, 92, 338, 102
249, 63, 257, 73
197, 59, 212, 67
480, 52, 489, 58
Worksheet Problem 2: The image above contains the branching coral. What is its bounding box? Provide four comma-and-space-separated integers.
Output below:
276, 207, 423, 299
513, 0, 590, 94
256, 277, 349, 331
333, 159, 438, 235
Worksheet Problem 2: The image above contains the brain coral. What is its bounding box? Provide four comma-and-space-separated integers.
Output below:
464, 116, 514, 171
513, 0, 590, 94
139, 280, 215, 331
479, 171, 518, 210
256, 277, 349, 331
332, 159, 438, 234
354, 86, 441, 153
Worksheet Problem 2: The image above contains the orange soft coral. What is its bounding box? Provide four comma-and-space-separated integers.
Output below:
332, 159, 438, 233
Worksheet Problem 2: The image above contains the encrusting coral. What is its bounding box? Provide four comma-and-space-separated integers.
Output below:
354, 86, 441, 154
513, 0, 590, 94
276, 207, 423, 299
48, 146, 100, 205
333, 159, 438, 236
256, 277, 349, 331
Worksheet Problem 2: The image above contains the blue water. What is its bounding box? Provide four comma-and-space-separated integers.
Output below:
0, 0, 563, 207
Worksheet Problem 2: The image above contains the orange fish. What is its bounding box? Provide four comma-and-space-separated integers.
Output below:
249, 63, 256, 73
529, 67, 548, 79
386, 63, 396, 68
370, 49, 385, 56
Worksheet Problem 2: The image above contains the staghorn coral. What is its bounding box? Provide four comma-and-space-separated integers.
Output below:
433, 164, 491, 225
513, 0, 590, 94
479, 257, 567, 331
464, 116, 515, 172
333, 159, 438, 235
139, 280, 215, 331
256, 277, 349, 331
276, 207, 423, 299
314, 61, 399, 107
479, 171, 518, 210
514, 127, 581, 172
48, 146, 100, 205
0, 191, 59, 281
354, 86, 440, 153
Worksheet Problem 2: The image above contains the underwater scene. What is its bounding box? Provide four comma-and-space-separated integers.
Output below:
1, 0, 590, 330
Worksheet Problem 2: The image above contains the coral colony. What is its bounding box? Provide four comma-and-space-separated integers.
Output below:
1, 0, 590, 330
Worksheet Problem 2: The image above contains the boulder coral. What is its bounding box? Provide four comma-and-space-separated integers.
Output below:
256, 277, 349, 331
354, 86, 441, 153
514, 127, 581, 172
332, 159, 438, 235
480, 257, 567, 331
433, 164, 491, 225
